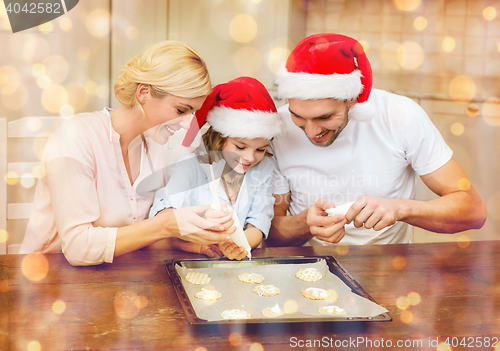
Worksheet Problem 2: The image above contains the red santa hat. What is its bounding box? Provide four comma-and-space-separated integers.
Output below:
275, 33, 375, 120
182, 77, 282, 146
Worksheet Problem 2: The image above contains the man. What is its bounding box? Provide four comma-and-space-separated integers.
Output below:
267, 33, 486, 247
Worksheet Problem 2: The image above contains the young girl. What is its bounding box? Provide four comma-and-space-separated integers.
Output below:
149, 77, 282, 260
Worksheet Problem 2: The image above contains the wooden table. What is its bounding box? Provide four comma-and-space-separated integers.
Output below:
1, 241, 500, 350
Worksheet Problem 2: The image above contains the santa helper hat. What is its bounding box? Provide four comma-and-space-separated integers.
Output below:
275, 33, 375, 120
182, 77, 282, 147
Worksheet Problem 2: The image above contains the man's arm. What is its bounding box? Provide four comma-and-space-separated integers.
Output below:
345, 158, 487, 233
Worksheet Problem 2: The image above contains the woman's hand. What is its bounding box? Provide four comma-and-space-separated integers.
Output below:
218, 242, 248, 261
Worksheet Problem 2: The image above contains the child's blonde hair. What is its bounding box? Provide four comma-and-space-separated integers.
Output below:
114, 41, 211, 109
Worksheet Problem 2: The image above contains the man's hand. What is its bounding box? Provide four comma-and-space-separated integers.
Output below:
345, 195, 400, 230
306, 199, 347, 243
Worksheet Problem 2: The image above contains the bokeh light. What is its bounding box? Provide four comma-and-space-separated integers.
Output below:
229, 332, 242, 346
449, 75, 476, 103
437, 342, 452, 351
32, 64, 46, 78
457, 234, 470, 249
497, 41, 500, 54
397, 41, 424, 70
249, 343, 264, 351
407, 292, 420, 306
358, 40, 370, 53
86, 9, 111, 38
41, 84, 69, 113
442, 36, 456, 52
38, 21, 53, 34
268, 46, 290, 74
27, 341, 42, 351
413, 16, 427, 31
229, 14, 257, 43
96, 84, 110, 99
234, 46, 262, 75
392, 255, 406, 270
52, 299, 66, 314
335, 243, 349, 256
114, 290, 140, 319
457, 178, 471, 191
21, 253, 49, 282
400, 310, 413, 324
283, 299, 298, 314
194, 348, 207, 351
466, 104, 480, 118
250, 0, 263, 3
380, 42, 401, 70
59, 17, 73, 32
85, 81, 99, 95
396, 296, 410, 310
0, 229, 8, 244
32, 165, 45, 179
21, 37, 50, 63
1, 82, 28, 110
483, 6, 497, 21
60, 105, 75, 117
126, 26, 139, 40
44, 55, 69, 83
393, 0, 421, 11
20, 173, 36, 188
5, 171, 18, 185
36, 76, 51, 89
66, 82, 89, 111
450, 122, 464, 136
0, 66, 20, 86
487, 191, 500, 221
482, 98, 500, 126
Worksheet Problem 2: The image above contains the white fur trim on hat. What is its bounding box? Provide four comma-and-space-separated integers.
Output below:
207, 106, 283, 140
275, 66, 363, 101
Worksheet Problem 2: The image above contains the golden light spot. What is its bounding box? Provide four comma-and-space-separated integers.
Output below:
407, 292, 420, 306
44, 55, 69, 84
60, 105, 74, 117
66, 82, 89, 111
0, 279, 9, 293
437, 342, 452, 351
41, 84, 69, 113
5, 171, 19, 185
413, 16, 427, 31
457, 178, 471, 191
86, 9, 111, 38
482, 98, 500, 126
77, 47, 91, 60
85, 81, 99, 95
399, 310, 413, 324
497, 41, 500, 54
194, 348, 207, 351
249, 343, 264, 351
450, 122, 464, 136
495, 340, 500, 351
457, 234, 470, 249
397, 41, 424, 70
20, 173, 35, 188
326, 289, 338, 303
268, 47, 290, 74
32, 64, 46, 78
228, 332, 242, 346
114, 290, 140, 319
97, 85, 109, 99
26, 117, 42, 132
1, 82, 28, 111
483, 6, 497, 21
36, 76, 51, 89
32, 165, 45, 179
396, 296, 410, 310
392, 256, 406, 270
449, 75, 476, 103
358, 40, 370, 53
126, 26, 139, 40
380, 42, 401, 70
134, 295, 148, 309
466, 104, 480, 118
52, 299, 66, 314
0, 65, 20, 86
283, 299, 298, 314
250, 0, 263, 3
442, 36, 456, 52
27, 340, 42, 351
59, 17, 73, 32
487, 191, 500, 221
393, 0, 421, 11
335, 243, 349, 256
22, 254, 49, 282
229, 14, 257, 43
0, 229, 8, 243
38, 21, 53, 34
234, 46, 262, 75
21, 37, 50, 63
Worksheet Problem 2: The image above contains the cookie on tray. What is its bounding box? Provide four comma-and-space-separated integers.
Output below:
318, 305, 347, 315
253, 285, 281, 297
194, 288, 222, 301
221, 309, 251, 320
185, 272, 211, 285
237, 272, 265, 284
301, 287, 328, 300
262, 303, 285, 318
295, 268, 323, 282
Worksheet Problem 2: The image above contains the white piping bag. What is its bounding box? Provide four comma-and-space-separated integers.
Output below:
325, 201, 355, 217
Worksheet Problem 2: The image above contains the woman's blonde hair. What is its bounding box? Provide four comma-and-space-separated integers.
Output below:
114, 41, 211, 108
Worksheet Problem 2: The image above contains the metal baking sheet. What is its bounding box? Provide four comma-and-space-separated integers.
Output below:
163, 256, 391, 324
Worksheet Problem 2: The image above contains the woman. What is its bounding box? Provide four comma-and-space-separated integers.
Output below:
20, 41, 234, 266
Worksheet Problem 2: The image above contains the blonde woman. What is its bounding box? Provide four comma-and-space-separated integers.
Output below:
20, 41, 234, 266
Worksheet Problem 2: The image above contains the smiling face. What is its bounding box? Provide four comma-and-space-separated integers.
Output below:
221, 137, 270, 174
288, 98, 354, 147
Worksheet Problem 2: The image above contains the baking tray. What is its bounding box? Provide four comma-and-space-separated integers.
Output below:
163, 256, 392, 324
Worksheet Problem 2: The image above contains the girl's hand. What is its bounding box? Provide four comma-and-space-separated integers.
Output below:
176, 239, 224, 258
218, 242, 248, 261
205, 201, 231, 222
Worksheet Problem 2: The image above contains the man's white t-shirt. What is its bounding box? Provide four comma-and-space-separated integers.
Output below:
271, 89, 453, 245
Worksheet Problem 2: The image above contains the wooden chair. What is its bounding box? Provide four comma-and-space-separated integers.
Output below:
0, 116, 64, 254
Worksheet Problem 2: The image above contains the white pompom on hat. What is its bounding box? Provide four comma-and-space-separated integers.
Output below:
275, 33, 375, 121
182, 77, 282, 146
